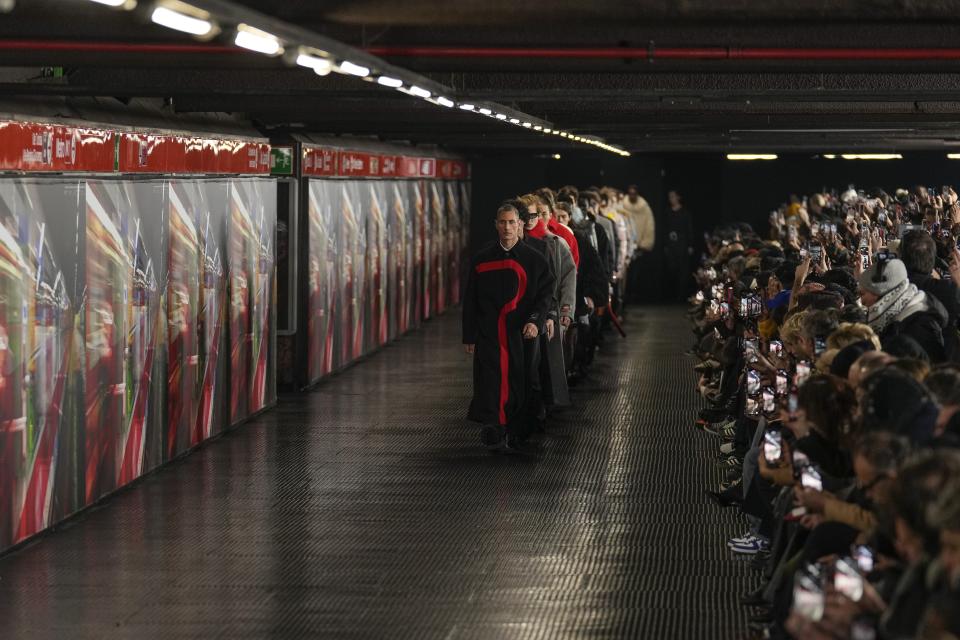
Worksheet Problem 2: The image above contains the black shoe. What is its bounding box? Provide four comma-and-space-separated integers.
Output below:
705, 487, 742, 509
740, 586, 769, 607
480, 425, 505, 449
750, 551, 771, 572
503, 435, 541, 456
749, 610, 773, 624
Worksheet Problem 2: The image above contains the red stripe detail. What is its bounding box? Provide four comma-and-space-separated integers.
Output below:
475, 259, 527, 425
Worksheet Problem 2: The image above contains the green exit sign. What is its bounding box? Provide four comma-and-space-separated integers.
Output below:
270, 146, 293, 175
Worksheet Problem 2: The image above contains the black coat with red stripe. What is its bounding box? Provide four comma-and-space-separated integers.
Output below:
462, 239, 554, 425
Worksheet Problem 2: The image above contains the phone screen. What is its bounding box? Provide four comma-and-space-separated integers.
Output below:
814, 336, 827, 357
763, 429, 783, 463
793, 570, 825, 622
776, 371, 789, 395
746, 369, 761, 395
762, 387, 776, 414
801, 465, 823, 491
769, 340, 783, 357
853, 545, 875, 573
834, 558, 864, 602
796, 361, 811, 385
745, 396, 760, 417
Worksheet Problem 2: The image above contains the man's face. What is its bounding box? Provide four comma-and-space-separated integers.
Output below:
668, 191, 680, 208
627, 188, 638, 203
495, 209, 520, 244
538, 205, 552, 224
556, 209, 570, 225
524, 205, 539, 230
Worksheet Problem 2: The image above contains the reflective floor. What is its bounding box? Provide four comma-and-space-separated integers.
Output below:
0, 307, 749, 639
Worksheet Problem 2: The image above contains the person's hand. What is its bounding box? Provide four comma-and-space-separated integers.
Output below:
560, 316, 571, 328
950, 246, 960, 283
795, 254, 812, 287
545, 318, 555, 340
795, 487, 831, 514
522, 323, 539, 339
870, 227, 882, 254
464, 343, 475, 355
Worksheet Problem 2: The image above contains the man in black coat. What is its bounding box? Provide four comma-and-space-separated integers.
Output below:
901, 230, 960, 360
462, 203, 554, 451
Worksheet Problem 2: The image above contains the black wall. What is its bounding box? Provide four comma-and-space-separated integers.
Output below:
468, 150, 960, 300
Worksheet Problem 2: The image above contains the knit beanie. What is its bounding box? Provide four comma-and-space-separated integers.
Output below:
858, 258, 908, 297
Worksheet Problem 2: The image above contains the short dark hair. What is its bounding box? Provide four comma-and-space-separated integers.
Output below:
901, 229, 937, 274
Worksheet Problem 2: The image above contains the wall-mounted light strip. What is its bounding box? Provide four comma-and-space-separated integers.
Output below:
840, 154, 902, 160
151, 6, 215, 37
948, 154, 960, 159
727, 154, 778, 160
234, 24, 282, 56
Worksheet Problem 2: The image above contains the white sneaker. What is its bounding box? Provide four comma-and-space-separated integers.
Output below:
719, 442, 736, 455
729, 534, 770, 555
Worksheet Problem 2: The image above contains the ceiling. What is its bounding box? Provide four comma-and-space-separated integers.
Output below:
6, 0, 960, 155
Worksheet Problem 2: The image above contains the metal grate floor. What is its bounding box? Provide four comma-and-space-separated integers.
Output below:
0, 307, 750, 639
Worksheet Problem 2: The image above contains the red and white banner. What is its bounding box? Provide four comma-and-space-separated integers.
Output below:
0, 121, 115, 172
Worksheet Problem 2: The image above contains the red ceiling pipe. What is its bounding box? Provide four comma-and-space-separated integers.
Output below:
365, 45, 960, 61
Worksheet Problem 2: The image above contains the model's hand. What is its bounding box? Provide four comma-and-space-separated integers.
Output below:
522, 323, 539, 339
560, 316, 572, 328
545, 318, 555, 340
464, 344, 475, 355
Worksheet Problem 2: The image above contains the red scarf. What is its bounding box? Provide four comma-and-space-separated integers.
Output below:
527, 218, 548, 239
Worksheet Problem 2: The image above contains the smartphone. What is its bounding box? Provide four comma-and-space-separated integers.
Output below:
853, 545, 875, 574
720, 302, 730, 319
769, 340, 783, 357
695, 290, 704, 303
801, 464, 824, 491
859, 247, 870, 271
709, 299, 719, 315
795, 361, 811, 385
746, 369, 761, 395
814, 335, 827, 358
808, 244, 823, 263
743, 337, 759, 356
745, 396, 760, 418
834, 557, 864, 602
763, 427, 783, 464
793, 566, 825, 621
787, 389, 799, 418
876, 211, 887, 224
775, 370, 789, 395
762, 387, 776, 415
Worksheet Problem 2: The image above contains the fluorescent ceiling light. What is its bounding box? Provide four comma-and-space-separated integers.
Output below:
509, 118, 520, 124
522, 122, 532, 128
533, 125, 543, 131
823, 154, 837, 159
840, 154, 902, 160
87, 0, 131, 6
150, 6, 213, 36
948, 154, 960, 159
726, 154, 778, 160
409, 86, 431, 99
478, 108, 492, 115
377, 76, 403, 88
338, 60, 370, 77
235, 24, 282, 55
495, 113, 507, 120
459, 103, 475, 111
437, 97, 455, 108
296, 51, 333, 76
